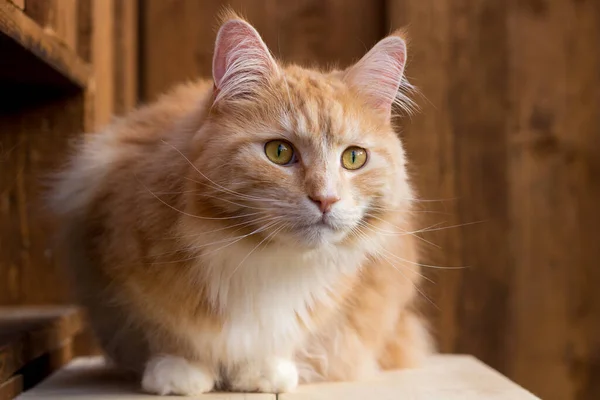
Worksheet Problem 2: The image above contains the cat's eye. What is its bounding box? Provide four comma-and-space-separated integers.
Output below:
341, 146, 368, 170
265, 140, 296, 165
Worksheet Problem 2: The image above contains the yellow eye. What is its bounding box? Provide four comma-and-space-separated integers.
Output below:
341, 146, 368, 170
265, 140, 295, 165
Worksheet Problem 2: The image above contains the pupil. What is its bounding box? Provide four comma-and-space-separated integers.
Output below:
277, 144, 283, 157
351, 150, 356, 163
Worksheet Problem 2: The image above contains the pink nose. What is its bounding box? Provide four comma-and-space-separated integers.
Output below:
308, 195, 340, 214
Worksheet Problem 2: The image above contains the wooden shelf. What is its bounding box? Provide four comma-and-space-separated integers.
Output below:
0, 306, 84, 384
0, 1, 91, 90
13, 355, 539, 399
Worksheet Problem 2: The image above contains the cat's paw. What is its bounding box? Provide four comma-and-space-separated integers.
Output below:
229, 357, 298, 393
142, 355, 215, 395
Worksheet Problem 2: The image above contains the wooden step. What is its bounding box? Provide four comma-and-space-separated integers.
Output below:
14, 355, 539, 399
0, 306, 85, 399
0, 0, 91, 90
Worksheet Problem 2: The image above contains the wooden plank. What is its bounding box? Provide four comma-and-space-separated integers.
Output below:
0, 92, 85, 304
18, 339, 74, 392
444, 0, 512, 374
139, 0, 217, 100
563, 2, 600, 399
14, 355, 537, 399
0, 1, 90, 88
0, 375, 23, 400
91, 0, 114, 128
0, 306, 83, 383
76, 0, 91, 63
283, 356, 539, 400
507, 1, 600, 400
389, 0, 512, 373
24, 0, 78, 52
7, 0, 23, 11
16, 358, 274, 399
386, 0, 464, 355
139, 0, 384, 100
113, 0, 138, 114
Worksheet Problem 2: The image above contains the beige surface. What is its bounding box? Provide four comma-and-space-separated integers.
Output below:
281, 355, 540, 400
16, 355, 538, 399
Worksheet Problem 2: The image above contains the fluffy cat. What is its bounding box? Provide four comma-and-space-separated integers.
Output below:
51, 12, 432, 396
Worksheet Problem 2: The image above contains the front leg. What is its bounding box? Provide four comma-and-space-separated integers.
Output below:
228, 356, 299, 393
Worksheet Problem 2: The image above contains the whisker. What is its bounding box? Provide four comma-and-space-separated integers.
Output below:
199, 219, 282, 260
149, 219, 282, 264
136, 175, 262, 221
359, 220, 441, 249
352, 226, 438, 307
381, 247, 467, 270
228, 221, 287, 279
370, 194, 458, 203
159, 139, 276, 204
194, 193, 278, 211
161, 214, 277, 240
409, 220, 485, 235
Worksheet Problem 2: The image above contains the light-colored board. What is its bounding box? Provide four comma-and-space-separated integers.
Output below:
15, 355, 537, 399
281, 355, 539, 400
15, 358, 273, 399
0, 0, 90, 88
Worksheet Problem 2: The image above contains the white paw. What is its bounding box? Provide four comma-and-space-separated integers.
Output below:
142, 355, 215, 395
230, 357, 299, 393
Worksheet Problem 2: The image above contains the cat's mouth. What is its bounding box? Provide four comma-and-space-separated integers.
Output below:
310, 215, 343, 231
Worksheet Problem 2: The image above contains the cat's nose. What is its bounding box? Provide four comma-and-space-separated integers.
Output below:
308, 195, 340, 214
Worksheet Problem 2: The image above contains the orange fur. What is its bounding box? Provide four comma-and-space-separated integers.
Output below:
51, 13, 432, 395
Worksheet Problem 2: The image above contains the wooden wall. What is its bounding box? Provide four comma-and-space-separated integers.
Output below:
139, 0, 384, 100
139, 1, 600, 400
0, 0, 139, 358
0, 0, 137, 307
389, 2, 600, 400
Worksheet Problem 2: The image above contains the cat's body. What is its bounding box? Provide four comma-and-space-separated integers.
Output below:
51, 14, 431, 395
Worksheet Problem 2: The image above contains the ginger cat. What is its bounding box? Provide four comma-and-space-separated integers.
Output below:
51, 12, 432, 395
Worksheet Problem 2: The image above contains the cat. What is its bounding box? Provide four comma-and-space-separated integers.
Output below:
50, 11, 432, 396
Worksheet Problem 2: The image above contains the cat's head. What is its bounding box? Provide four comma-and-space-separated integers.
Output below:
190, 14, 415, 248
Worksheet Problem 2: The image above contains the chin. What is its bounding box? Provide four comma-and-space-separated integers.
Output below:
274, 224, 351, 249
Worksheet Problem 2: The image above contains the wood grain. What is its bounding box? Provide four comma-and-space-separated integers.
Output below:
0, 306, 83, 383
24, 0, 78, 52
0, 0, 90, 88
0, 92, 85, 305
507, 1, 600, 400
90, 0, 114, 128
13, 355, 538, 399
389, 0, 513, 369
139, 0, 384, 101
0, 376, 22, 400
6, 0, 23, 11
113, 0, 138, 115
386, 0, 464, 355
388, 1, 600, 400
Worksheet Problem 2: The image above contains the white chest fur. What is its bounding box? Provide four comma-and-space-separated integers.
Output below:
191, 240, 366, 363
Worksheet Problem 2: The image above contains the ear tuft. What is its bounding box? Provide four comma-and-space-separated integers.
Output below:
212, 17, 278, 104
344, 33, 416, 117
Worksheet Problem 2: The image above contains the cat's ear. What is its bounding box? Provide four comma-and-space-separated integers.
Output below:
212, 18, 279, 104
344, 33, 410, 117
